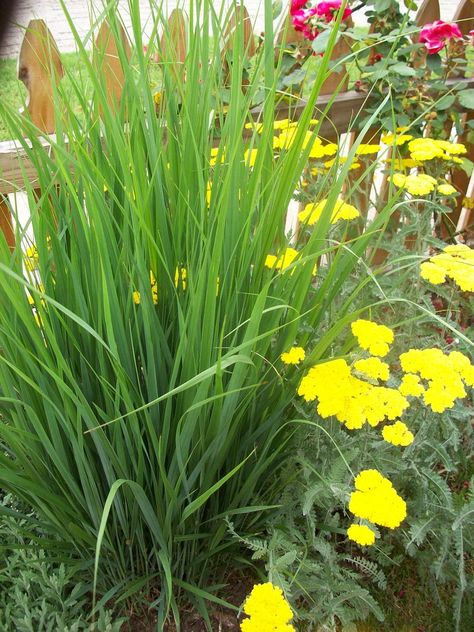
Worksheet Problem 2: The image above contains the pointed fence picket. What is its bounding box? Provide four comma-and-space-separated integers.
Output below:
0, 2, 473, 250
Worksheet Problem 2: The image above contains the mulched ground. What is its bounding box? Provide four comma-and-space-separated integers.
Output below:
121, 574, 251, 631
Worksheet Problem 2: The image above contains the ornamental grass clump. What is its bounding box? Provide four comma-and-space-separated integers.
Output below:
0, 0, 400, 624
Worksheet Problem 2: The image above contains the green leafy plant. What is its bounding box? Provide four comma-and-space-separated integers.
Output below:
0, 495, 123, 631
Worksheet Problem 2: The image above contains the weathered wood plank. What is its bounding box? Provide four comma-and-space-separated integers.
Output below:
18, 19, 64, 133
93, 19, 132, 114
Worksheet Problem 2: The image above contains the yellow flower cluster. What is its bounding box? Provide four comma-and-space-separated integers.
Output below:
355, 144, 381, 155
385, 157, 420, 170
210, 146, 226, 166
24, 244, 40, 272
347, 523, 376, 546
297, 358, 408, 430
437, 182, 457, 196
298, 198, 360, 226
381, 127, 413, 146
399, 348, 474, 413
420, 244, 474, 292
382, 420, 414, 446
241, 583, 295, 632
389, 173, 437, 196
354, 357, 390, 381
281, 346, 305, 365
265, 247, 299, 272
349, 469, 407, 529
323, 156, 361, 170
272, 123, 337, 158
133, 268, 187, 305
351, 319, 394, 357
399, 373, 425, 397
407, 138, 467, 163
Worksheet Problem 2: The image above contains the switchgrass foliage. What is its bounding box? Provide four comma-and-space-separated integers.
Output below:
0, 0, 408, 626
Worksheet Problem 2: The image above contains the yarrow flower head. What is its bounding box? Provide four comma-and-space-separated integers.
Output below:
347, 523, 376, 546
298, 358, 408, 429
354, 357, 390, 381
399, 348, 474, 413
265, 247, 299, 272
298, 198, 360, 226
349, 469, 407, 529
381, 127, 413, 146
241, 582, 295, 632
351, 319, 394, 357
281, 346, 306, 365
419, 20, 462, 54
408, 138, 467, 162
382, 420, 414, 447
420, 244, 474, 292
390, 173, 437, 196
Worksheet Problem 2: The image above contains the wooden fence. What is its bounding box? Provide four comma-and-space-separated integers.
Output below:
0, 0, 473, 250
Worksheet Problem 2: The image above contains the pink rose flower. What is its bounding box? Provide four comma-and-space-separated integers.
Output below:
290, 0, 308, 15
419, 20, 462, 54
291, 7, 319, 39
315, 0, 352, 22
470, 29, 474, 45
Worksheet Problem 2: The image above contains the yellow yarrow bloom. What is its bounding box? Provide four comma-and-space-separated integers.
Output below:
390, 173, 437, 196
354, 357, 390, 381
399, 348, 474, 413
347, 523, 376, 546
351, 319, 394, 357
420, 244, 474, 292
381, 130, 413, 146
210, 146, 226, 166
349, 469, 407, 529
265, 247, 299, 272
355, 144, 381, 155
323, 156, 361, 170
298, 358, 408, 430
244, 148, 259, 168
408, 138, 467, 162
241, 582, 295, 632
281, 346, 305, 365
175, 267, 187, 290
399, 373, 425, 397
382, 420, 414, 447
298, 198, 360, 226
437, 183, 457, 196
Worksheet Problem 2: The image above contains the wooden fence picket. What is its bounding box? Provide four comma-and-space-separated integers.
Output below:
1, 2, 473, 248
221, 4, 256, 88
0, 19, 64, 248
18, 19, 64, 133
93, 19, 132, 114
157, 8, 187, 85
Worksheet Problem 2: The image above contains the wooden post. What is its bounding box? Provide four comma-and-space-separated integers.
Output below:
93, 19, 132, 115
